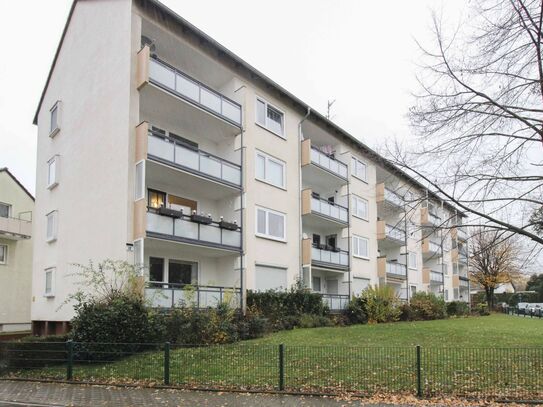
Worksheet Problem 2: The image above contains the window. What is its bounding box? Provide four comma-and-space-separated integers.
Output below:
47, 156, 59, 189
133, 239, 143, 268
0, 202, 10, 218
255, 265, 287, 291
44, 268, 55, 296
352, 277, 370, 295
444, 289, 449, 301
148, 189, 166, 209
0, 245, 7, 264
256, 97, 285, 137
50, 101, 60, 136
352, 195, 368, 220
255, 151, 285, 188
408, 251, 418, 270
411, 285, 417, 296
351, 157, 367, 181
312, 276, 321, 292
135, 161, 145, 200
168, 260, 196, 285
149, 257, 164, 282
256, 207, 286, 241
352, 235, 369, 259
46, 211, 58, 242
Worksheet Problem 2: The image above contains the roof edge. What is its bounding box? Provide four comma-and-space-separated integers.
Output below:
0, 168, 35, 201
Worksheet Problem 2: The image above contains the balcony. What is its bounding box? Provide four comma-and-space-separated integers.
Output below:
137, 45, 242, 127
0, 216, 32, 240
454, 227, 468, 241
376, 183, 403, 208
422, 238, 441, 257
301, 139, 348, 190
377, 220, 406, 246
430, 270, 444, 284
145, 283, 241, 309
146, 209, 241, 252
452, 247, 468, 264
301, 189, 348, 227
145, 128, 241, 189
378, 257, 407, 280
421, 207, 441, 228
302, 238, 349, 271
320, 293, 349, 311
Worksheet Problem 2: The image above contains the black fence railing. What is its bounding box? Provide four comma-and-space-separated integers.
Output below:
1, 341, 542, 401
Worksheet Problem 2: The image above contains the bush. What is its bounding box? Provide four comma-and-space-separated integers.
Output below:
0, 335, 69, 372
237, 311, 269, 340
447, 301, 470, 317
343, 296, 368, 325
474, 303, 490, 316
362, 285, 401, 324
399, 303, 414, 321
409, 292, 447, 321
299, 314, 333, 328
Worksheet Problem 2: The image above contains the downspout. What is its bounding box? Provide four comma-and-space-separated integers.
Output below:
298, 107, 311, 287
403, 200, 409, 304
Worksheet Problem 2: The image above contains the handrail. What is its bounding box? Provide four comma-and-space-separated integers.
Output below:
147, 207, 241, 231
386, 261, 407, 277
385, 224, 406, 240
310, 146, 348, 178
311, 243, 349, 255
146, 282, 240, 291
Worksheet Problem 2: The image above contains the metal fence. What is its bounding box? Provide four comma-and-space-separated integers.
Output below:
0, 341, 542, 401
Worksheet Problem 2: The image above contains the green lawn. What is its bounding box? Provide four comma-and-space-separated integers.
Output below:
4, 314, 543, 399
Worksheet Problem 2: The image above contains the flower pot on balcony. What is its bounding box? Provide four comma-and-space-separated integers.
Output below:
191, 214, 213, 225
219, 220, 238, 231
158, 206, 183, 218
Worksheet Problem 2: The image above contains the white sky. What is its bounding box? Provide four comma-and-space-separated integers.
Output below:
0, 0, 467, 194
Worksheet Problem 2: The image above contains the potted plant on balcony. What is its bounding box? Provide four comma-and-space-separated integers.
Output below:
158, 206, 183, 218
218, 216, 238, 231
190, 210, 213, 225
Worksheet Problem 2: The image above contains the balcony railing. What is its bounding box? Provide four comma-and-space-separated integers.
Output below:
149, 56, 242, 126
147, 130, 241, 187
458, 249, 468, 264
429, 212, 441, 226
457, 227, 468, 241
147, 210, 241, 251
386, 262, 407, 278
311, 244, 349, 268
385, 224, 406, 242
320, 293, 349, 311
426, 240, 441, 253
384, 188, 404, 207
310, 147, 348, 179
430, 271, 444, 284
311, 194, 348, 223
0, 216, 32, 239
145, 283, 241, 309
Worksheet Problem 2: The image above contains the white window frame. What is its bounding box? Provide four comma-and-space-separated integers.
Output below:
135, 160, 145, 200
0, 244, 7, 265
255, 96, 286, 138
44, 267, 55, 297
408, 251, 418, 270
255, 206, 286, 242
47, 155, 59, 190
49, 101, 61, 137
133, 238, 144, 271
351, 195, 369, 220
46, 210, 58, 243
0, 202, 11, 218
255, 150, 286, 189
352, 235, 369, 259
351, 156, 368, 182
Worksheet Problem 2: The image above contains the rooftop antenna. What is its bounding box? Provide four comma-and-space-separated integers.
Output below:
326, 99, 336, 120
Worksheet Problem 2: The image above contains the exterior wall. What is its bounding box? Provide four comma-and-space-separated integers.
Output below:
0, 171, 33, 332
32, 0, 134, 323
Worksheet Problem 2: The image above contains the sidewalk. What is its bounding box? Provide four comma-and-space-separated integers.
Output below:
0, 380, 407, 407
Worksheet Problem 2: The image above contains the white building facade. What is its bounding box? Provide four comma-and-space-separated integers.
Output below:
31, 0, 470, 334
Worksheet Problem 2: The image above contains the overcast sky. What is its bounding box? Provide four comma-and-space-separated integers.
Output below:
0, 0, 467, 194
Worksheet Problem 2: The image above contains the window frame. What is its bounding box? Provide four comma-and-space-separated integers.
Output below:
0, 202, 11, 218
45, 210, 58, 243
255, 150, 286, 189
255, 206, 287, 242
352, 234, 369, 259
408, 251, 418, 270
255, 96, 286, 138
0, 244, 7, 265
134, 160, 145, 201
49, 101, 61, 137
351, 194, 369, 220
47, 155, 59, 190
351, 156, 368, 182
44, 267, 55, 297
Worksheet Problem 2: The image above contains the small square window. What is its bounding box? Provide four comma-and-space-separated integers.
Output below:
46, 211, 58, 242
352, 235, 369, 259
255, 206, 286, 241
0, 245, 7, 264
255, 97, 285, 137
0, 203, 10, 218
45, 267, 55, 296
255, 151, 286, 188
50, 102, 61, 137
47, 156, 59, 189
352, 195, 368, 220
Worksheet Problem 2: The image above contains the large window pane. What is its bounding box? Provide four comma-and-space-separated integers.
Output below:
168, 260, 195, 285
268, 212, 284, 239
267, 106, 283, 135
149, 257, 164, 282
267, 159, 283, 187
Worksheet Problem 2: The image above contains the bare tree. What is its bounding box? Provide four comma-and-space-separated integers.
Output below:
390, 0, 543, 246
470, 229, 521, 309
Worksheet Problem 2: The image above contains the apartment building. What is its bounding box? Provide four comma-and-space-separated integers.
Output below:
0, 168, 33, 333
31, 0, 469, 333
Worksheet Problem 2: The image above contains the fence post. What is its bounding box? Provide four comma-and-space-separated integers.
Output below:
164, 342, 170, 385
278, 343, 285, 391
66, 340, 74, 381
416, 345, 422, 397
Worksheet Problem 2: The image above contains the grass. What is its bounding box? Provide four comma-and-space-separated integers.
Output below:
2, 314, 543, 399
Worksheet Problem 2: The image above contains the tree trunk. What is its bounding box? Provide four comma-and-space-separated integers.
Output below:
485, 288, 493, 310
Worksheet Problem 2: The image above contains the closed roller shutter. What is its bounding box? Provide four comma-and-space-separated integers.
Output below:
255, 265, 287, 291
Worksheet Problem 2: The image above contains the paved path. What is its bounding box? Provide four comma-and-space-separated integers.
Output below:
0, 380, 411, 407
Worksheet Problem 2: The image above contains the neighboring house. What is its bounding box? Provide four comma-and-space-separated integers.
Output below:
31, 0, 470, 335
0, 168, 33, 333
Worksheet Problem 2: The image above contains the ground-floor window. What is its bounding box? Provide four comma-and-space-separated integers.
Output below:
148, 257, 197, 286
255, 264, 287, 291
312, 276, 321, 292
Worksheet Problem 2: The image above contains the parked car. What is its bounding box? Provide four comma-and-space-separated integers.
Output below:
517, 303, 529, 315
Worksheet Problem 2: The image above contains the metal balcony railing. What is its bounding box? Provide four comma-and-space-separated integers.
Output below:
147, 130, 241, 187
384, 188, 404, 207
430, 271, 444, 283
320, 293, 350, 311
387, 262, 407, 278
149, 56, 242, 126
310, 147, 348, 179
385, 224, 406, 242
311, 194, 348, 223
145, 283, 241, 308
311, 244, 349, 268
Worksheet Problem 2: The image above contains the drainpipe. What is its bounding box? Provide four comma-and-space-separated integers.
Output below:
403, 200, 409, 304
298, 107, 311, 287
